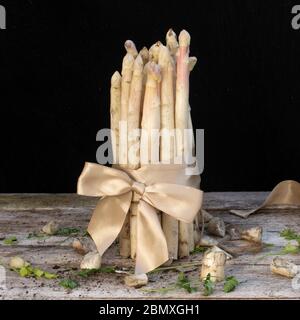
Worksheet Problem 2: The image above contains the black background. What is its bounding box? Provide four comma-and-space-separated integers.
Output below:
1, 0, 300, 192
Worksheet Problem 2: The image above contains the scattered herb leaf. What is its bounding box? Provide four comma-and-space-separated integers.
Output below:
27, 232, 47, 239
33, 268, 44, 278
3, 236, 18, 245
280, 229, 300, 244
44, 272, 58, 279
14, 263, 57, 280
19, 266, 29, 277
280, 242, 300, 255
77, 266, 116, 278
54, 227, 81, 236
176, 272, 197, 293
223, 276, 239, 293
141, 286, 176, 294
82, 230, 90, 237
263, 242, 275, 248
203, 273, 214, 296
191, 246, 207, 254
59, 279, 79, 290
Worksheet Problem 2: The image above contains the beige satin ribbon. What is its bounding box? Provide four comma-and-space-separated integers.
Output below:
77, 163, 203, 274
231, 180, 300, 218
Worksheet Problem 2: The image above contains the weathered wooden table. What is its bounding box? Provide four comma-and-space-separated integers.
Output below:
0, 193, 299, 300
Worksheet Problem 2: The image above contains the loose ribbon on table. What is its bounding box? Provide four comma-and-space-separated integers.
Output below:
231, 180, 300, 218
77, 163, 203, 274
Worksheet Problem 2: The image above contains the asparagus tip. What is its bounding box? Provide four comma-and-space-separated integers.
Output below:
179, 30, 191, 47
139, 47, 149, 64
167, 28, 176, 37
189, 56, 197, 71
133, 54, 144, 73
111, 71, 122, 86
124, 40, 136, 51
158, 45, 171, 66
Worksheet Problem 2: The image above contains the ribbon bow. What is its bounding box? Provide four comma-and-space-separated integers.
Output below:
77, 163, 203, 274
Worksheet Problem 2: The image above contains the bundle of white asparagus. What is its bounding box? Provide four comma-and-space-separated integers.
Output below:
110, 29, 200, 261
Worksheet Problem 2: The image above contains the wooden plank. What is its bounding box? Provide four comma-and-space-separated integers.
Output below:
0, 193, 300, 300
0, 192, 270, 210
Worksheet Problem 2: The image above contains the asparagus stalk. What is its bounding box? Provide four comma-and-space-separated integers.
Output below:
159, 46, 178, 260
200, 248, 226, 282
119, 51, 134, 258
149, 41, 162, 63
175, 30, 195, 257
125, 40, 139, 58
128, 54, 143, 169
110, 71, 122, 164
140, 62, 161, 165
139, 47, 149, 65
187, 57, 198, 250
166, 28, 179, 60
127, 54, 144, 259
139, 62, 161, 261
119, 52, 135, 166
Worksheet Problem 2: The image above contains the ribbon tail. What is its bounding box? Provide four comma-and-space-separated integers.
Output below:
143, 184, 203, 223
135, 200, 169, 275
88, 193, 132, 256
230, 180, 300, 218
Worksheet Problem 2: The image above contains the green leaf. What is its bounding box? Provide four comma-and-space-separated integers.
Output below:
280, 242, 300, 255
82, 230, 91, 237
3, 236, 18, 245
59, 279, 79, 290
54, 227, 81, 237
176, 272, 197, 293
280, 229, 300, 244
27, 232, 47, 239
44, 272, 58, 279
99, 266, 116, 273
203, 273, 214, 296
77, 269, 99, 278
263, 242, 275, 248
191, 246, 207, 254
33, 268, 44, 278
223, 276, 239, 293
19, 267, 30, 277
77, 266, 116, 278
13, 263, 57, 280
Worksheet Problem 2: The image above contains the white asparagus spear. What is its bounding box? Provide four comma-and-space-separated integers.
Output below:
125, 40, 138, 58
127, 54, 144, 169
110, 71, 122, 164
119, 52, 134, 258
159, 46, 178, 260
187, 57, 198, 250
140, 62, 161, 165
175, 30, 194, 257
119, 52, 134, 166
149, 41, 162, 63
127, 55, 144, 259
139, 47, 149, 65
200, 247, 226, 282
139, 62, 161, 260
166, 28, 179, 60
159, 46, 176, 163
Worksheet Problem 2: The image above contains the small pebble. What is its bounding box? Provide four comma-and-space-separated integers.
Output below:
80, 252, 101, 270
9, 256, 27, 269
271, 257, 298, 278
124, 273, 148, 288
42, 221, 60, 235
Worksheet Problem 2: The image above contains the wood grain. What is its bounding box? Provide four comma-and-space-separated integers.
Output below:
0, 193, 299, 300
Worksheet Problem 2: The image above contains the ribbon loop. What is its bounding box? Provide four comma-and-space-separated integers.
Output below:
78, 162, 203, 274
